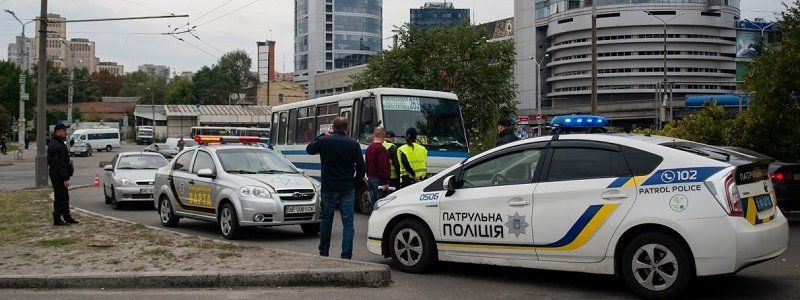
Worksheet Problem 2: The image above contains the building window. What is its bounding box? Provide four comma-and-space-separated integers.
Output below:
334, 34, 381, 51
334, 15, 382, 34
334, 53, 373, 69
334, 0, 382, 15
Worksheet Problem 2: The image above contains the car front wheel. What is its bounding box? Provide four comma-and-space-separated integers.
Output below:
622, 232, 693, 299
159, 196, 179, 227
301, 223, 320, 236
218, 202, 241, 240
389, 219, 437, 273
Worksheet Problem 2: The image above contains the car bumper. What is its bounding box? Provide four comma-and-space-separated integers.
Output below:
679, 212, 788, 276
367, 209, 391, 256
237, 196, 320, 227
113, 186, 155, 202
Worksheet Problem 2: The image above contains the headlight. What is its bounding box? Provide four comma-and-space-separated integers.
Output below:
373, 195, 397, 211
117, 178, 137, 186
239, 186, 272, 199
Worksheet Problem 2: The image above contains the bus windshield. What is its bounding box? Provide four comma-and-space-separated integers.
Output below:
381, 96, 467, 152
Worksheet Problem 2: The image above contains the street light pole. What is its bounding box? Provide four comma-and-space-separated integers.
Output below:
645, 11, 685, 127
743, 19, 775, 55
58, 38, 75, 127
5, 9, 34, 159
534, 53, 550, 136
35, 0, 49, 187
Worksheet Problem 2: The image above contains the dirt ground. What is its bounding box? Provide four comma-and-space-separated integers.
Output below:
0, 189, 350, 275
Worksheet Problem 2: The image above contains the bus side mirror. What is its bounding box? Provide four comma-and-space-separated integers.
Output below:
443, 175, 456, 196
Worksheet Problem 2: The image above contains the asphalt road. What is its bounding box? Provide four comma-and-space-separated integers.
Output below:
3, 144, 800, 299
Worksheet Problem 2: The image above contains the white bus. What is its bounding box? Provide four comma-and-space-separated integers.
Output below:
70, 128, 121, 152
271, 88, 469, 213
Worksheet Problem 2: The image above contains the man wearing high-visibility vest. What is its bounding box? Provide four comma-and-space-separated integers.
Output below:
382, 131, 401, 191
397, 128, 428, 188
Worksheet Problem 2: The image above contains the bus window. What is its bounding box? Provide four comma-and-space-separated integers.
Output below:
271, 112, 279, 142
295, 107, 316, 144
278, 112, 288, 145
358, 97, 378, 143
317, 103, 338, 135
287, 109, 298, 144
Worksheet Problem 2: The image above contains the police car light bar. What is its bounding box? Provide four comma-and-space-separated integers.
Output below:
194, 135, 268, 144
550, 115, 608, 128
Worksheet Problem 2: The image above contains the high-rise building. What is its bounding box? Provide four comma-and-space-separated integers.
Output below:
66, 38, 96, 71
7, 36, 34, 71
516, 0, 741, 127
257, 40, 276, 83
33, 13, 68, 66
95, 61, 124, 76
410, 2, 470, 29
138, 64, 171, 80
294, 0, 383, 99
180, 71, 195, 80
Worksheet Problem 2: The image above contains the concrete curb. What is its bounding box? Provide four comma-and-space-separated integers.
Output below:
0, 162, 11, 167
0, 268, 391, 289
31, 185, 393, 289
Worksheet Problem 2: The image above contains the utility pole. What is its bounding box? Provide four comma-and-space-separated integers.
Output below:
5, 9, 33, 160
534, 54, 549, 136
35, 0, 48, 187
645, 11, 685, 128
590, 2, 598, 115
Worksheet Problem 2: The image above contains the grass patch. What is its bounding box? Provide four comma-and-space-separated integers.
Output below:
36, 237, 80, 247
216, 252, 242, 260
142, 247, 175, 259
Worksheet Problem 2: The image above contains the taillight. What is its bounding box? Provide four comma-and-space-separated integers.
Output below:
724, 172, 743, 217
770, 172, 786, 182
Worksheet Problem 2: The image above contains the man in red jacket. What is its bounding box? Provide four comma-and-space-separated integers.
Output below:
365, 127, 390, 213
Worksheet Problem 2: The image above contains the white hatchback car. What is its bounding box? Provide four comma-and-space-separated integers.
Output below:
368, 126, 788, 298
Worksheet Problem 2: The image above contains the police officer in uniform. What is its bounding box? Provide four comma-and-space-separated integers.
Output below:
48, 124, 78, 226
382, 131, 401, 191
397, 128, 428, 188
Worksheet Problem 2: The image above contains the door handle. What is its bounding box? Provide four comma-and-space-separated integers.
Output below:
602, 192, 628, 200
188, 180, 195, 185
508, 199, 531, 207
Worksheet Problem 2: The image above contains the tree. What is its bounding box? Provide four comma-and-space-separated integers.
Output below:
0, 61, 35, 122
119, 71, 167, 104
353, 24, 517, 152
89, 70, 123, 97
0, 106, 12, 137
193, 66, 234, 104
165, 76, 196, 104
657, 105, 733, 146
217, 50, 258, 101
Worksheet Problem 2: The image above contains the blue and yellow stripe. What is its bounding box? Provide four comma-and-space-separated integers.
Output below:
606, 176, 649, 188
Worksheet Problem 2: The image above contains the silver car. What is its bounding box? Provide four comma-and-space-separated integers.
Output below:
145, 143, 179, 158
103, 152, 168, 209
153, 145, 321, 240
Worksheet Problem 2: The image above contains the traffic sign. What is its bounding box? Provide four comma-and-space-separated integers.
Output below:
517, 116, 530, 124
536, 114, 542, 121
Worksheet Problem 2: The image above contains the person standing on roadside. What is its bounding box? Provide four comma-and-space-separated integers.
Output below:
365, 127, 390, 212
398, 128, 428, 188
382, 131, 401, 191
306, 117, 365, 259
177, 138, 186, 152
48, 124, 78, 226
496, 119, 520, 146
0, 135, 7, 155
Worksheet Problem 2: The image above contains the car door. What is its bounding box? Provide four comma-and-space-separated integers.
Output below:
104, 154, 119, 194
532, 140, 636, 263
168, 150, 198, 214
438, 144, 546, 260
187, 150, 218, 212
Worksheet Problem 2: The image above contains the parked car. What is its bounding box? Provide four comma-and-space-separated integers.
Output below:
69, 142, 92, 157
719, 146, 800, 213
69, 128, 121, 152
144, 143, 179, 158
103, 152, 168, 210
165, 137, 199, 150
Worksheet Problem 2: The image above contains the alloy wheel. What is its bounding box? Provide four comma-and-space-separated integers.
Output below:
631, 243, 679, 291
394, 228, 423, 266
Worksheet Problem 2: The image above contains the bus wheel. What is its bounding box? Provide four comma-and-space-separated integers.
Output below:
357, 185, 371, 214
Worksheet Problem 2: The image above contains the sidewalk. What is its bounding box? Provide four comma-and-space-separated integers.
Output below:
0, 144, 38, 165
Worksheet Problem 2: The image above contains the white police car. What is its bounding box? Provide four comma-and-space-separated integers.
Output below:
367, 115, 788, 298
154, 136, 321, 240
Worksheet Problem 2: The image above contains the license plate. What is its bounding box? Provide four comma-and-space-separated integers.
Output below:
754, 194, 773, 212
285, 205, 315, 214
140, 188, 154, 194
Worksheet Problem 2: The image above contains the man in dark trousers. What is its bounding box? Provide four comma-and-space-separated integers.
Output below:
383, 131, 401, 191
48, 124, 78, 226
496, 119, 520, 146
0, 135, 7, 155
365, 127, 390, 212
306, 117, 365, 259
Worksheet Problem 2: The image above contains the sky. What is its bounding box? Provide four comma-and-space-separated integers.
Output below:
0, 0, 788, 75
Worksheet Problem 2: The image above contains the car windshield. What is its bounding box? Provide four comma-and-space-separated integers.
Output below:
216, 149, 298, 174
117, 155, 167, 170
381, 96, 468, 152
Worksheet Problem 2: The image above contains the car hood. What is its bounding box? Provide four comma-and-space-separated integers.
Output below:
114, 169, 159, 182
238, 173, 316, 191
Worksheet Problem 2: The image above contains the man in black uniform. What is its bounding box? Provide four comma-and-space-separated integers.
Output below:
48, 124, 78, 226
496, 119, 520, 146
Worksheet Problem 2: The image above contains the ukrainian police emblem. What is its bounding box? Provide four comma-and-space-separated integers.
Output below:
504, 212, 530, 238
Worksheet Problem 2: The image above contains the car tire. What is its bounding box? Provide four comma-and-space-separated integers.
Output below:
389, 219, 437, 273
105, 145, 112, 152
621, 232, 694, 299
103, 185, 112, 204
301, 223, 320, 236
158, 196, 179, 227
218, 202, 241, 240
357, 185, 371, 214
110, 188, 124, 210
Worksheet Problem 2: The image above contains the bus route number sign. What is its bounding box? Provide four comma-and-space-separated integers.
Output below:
383, 96, 421, 111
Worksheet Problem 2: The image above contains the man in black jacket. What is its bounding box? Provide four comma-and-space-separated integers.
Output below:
496, 119, 520, 146
306, 117, 365, 259
48, 124, 77, 226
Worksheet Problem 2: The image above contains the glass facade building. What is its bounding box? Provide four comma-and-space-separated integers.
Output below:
294, 0, 383, 98
410, 2, 471, 29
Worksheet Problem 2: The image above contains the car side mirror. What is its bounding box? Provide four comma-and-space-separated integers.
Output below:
103, 164, 113, 172
197, 168, 216, 179
443, 175, 456, 197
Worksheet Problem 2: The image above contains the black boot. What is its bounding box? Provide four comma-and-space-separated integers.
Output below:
53, 213, 69, 226
62, 214, 79, 224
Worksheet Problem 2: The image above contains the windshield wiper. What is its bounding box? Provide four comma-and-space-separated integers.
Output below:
226, 170, 257, 174
257, 170, 296, 174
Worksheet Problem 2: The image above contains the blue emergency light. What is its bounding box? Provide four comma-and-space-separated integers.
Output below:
550, 115, 608, 128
